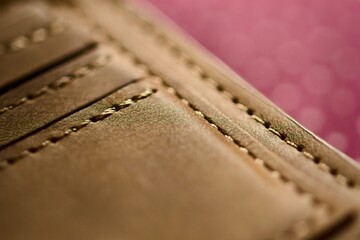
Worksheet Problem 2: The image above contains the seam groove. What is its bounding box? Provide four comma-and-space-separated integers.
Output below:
0, 55, 110, 115
0, 88, 156, 170
114, 2, 356, 189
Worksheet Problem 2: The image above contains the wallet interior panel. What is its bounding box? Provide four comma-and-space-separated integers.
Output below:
0, 79, 332, 240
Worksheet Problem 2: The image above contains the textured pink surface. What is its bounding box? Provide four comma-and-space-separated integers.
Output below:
145, 0, 360, 161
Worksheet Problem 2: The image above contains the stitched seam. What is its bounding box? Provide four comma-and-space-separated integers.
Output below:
0, 55, 110, 115
159, 77, 331, 239
113, 2, 356, 189
75, 6, 335, 239
0, 21, 65, 55
0, 89, 156, 170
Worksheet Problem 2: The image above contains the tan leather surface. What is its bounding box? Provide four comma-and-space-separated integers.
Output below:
0, 2, 50, 43
0, 80, 333, 240
0, 0, 359, 239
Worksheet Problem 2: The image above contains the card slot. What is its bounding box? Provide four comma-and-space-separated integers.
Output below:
0, 77, 140, 152
0, 42, 97, 95
0, 46, 145, 149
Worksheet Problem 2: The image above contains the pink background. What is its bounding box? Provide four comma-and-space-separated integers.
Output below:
145, 0, 360, 161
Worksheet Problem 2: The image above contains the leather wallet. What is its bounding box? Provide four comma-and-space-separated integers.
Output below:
1, 0, 360, 239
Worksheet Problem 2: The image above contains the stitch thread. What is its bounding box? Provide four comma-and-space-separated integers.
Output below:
0, 21, 65, 55
0, 89, 156, 170
115, 3, 356, 189
0, 55, 110, 115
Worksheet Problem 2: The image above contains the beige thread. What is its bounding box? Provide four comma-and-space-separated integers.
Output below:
0, 21, 65, 55
115, 3, 356, 189
268, 127, 283, 138
158, 76, 323, 198
0, 89, 156, 170
0, 55, 110, 115
286, 140, 300, 149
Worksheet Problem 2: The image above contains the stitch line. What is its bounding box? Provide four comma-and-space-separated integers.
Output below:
0, 55, 110, 115
115, 2, 356, 189
0, 21, 65, 55
0, 88, 156, 170
155, 76, 332, 240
